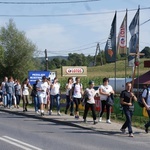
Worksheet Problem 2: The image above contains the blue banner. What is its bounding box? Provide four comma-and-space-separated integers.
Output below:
28, 71, 56, 85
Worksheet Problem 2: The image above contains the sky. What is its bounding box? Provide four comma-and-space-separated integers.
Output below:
0, 0, 150, 57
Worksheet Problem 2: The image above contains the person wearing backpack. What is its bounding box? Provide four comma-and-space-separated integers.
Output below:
142, 84, 150, 133
71, 77, 83, 119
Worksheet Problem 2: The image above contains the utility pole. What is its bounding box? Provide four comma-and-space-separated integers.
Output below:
45, 49, 48, 71
93, 43, 103, 66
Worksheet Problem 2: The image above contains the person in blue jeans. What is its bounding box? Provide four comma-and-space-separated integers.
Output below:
1, 77, 8, 107
49, 77, 61, 116
32, 79, 40, 113
120, 82, 137, 137
5, 76, 15, 109
142, 85, 150, 133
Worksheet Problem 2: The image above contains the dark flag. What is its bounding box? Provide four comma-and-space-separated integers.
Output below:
105, 12, 116, 63
128, 9, 139, 66
117, 12, 127, 54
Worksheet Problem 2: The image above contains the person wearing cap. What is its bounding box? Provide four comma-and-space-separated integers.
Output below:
36, 76, 49, 116
83, 80, 98, 124
99, 77, 114, 124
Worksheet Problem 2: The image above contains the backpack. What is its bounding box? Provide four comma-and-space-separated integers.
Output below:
138, 88, 149, 108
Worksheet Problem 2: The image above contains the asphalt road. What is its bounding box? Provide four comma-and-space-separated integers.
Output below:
0, 111, 149, 150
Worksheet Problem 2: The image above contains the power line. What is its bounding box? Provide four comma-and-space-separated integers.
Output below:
0, 7, 150, 17
0, 0, 101, 4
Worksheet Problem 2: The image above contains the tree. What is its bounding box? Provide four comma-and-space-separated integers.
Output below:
0, 19, 37, 81
141, 47, 150, 58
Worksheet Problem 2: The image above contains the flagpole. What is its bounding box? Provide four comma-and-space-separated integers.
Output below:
115, 11, 117, 93
137, 5, 140, 98
125, 9, 128, 85
132, 7, 140, 91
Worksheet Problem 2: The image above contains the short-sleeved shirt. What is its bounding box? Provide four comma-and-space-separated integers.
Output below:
120, 90, 132, 109
66, 83, 73, 96
22, 84, 29, 95
99, 85, 113, 101
142, 88, 150, 107
37, 81, 49, 97
50, 83, 60, 95
85, 88, 96, 104
73, 83, 82, 98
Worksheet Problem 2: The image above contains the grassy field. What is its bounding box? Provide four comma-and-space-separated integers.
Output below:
54, 58, 149, 79
53, 58, 149, 90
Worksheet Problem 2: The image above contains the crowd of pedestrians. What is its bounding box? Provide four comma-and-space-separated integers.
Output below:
0, 75, 150, 137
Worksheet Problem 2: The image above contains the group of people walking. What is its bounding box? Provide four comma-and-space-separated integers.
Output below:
0, 75, 150, 137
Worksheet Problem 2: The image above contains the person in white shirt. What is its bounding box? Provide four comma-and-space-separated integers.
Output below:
142, 85, 150, 133
99, 77, 114, 124
83, 80, 97, 124
71, 77, 83, 119
22, 78, 32, 112
37, 76, 49, 116
49, 77, 61, 116
65, 77, 73, 116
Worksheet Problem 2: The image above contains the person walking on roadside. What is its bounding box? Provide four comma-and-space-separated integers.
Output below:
65, 77, 74, 116
37, 76, 49, 116
1, 77, 8, 107
49, 77, 61, 116
46, 77, 51, 114
99, 77, 114, 124
120, 82, 137, 137
5, 76, 15, 109
142, 84, 150, 133
31, 79, 40, 114
83, 80, 97, 124
14, 79, 22, 109
22, 78, 32, 112
71, 77, 83, 119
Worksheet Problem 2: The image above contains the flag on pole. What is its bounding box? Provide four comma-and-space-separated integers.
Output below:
105, 12, 117, 63
128, 8, 140, 66
117, 12, 127, 54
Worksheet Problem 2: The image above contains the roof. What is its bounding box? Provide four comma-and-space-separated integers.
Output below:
134, 70, 150, 85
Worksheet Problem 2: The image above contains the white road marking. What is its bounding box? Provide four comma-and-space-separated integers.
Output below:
0, 136, 43, 150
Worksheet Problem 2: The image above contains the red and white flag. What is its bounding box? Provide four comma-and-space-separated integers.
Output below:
117, 12, 127, 54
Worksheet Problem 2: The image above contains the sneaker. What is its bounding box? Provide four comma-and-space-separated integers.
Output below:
75, 115, 79, 119
120, 128, 126, 134
83, 119, 87, 123
65, 110, 67, 114
57, 111, 61, 116
41, 112, 44, 116
49, 110, 52, 115
98, 117, 102, 122
106, 119, 111, 124
129, 133, 134, 137
70, 113, 74, 116
93, 120, 97, 125
145, 125, 148, 133
36, 111, 39, 114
